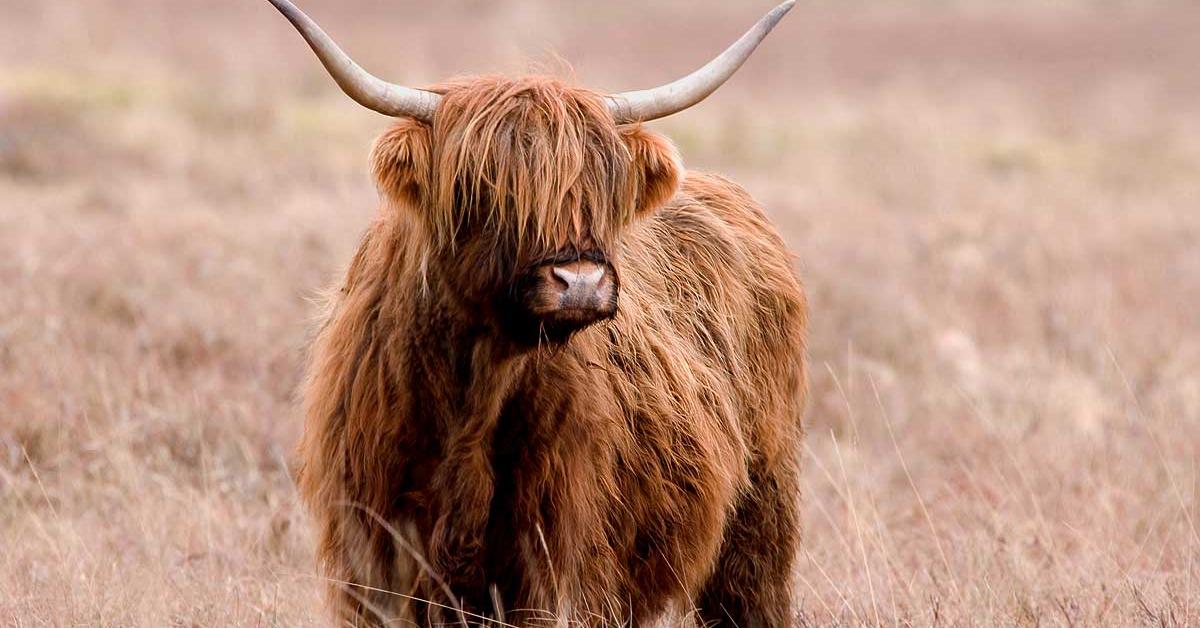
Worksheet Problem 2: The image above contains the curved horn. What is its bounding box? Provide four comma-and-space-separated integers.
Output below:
266, 0, 440, 122
607, 0, 796, 124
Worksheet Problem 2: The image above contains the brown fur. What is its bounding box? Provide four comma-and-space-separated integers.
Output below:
297, 76, 807, 626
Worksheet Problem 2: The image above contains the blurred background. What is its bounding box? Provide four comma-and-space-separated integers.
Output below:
2, 0, 1198, 625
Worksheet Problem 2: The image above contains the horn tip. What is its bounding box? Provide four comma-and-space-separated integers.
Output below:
763, 1, 797, 28
265, 0, 302, 23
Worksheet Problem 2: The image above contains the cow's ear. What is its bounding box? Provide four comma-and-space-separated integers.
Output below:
622, 126, 682, 217
371, 120, 433, 211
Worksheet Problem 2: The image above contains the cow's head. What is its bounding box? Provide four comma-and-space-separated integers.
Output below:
267, 0, 794, 345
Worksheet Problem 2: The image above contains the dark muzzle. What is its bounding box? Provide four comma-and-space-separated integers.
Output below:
517, 256, 618, 342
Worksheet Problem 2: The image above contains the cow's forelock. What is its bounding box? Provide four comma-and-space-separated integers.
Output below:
428, 76, 638, 262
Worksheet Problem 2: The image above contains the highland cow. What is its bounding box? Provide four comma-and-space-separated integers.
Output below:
269, 1, 807, 625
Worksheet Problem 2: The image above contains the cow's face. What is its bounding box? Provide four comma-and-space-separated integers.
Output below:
269, 0, 793, 344
372, 77, 681, 345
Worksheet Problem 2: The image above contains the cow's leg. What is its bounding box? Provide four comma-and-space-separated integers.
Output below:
695, 460, 800, 628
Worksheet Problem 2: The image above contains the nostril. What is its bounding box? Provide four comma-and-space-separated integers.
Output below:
551, 266, 578, 289
579, 265, 605, 287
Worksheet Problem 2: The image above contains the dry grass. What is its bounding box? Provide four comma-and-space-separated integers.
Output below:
2, 1, 1199, 625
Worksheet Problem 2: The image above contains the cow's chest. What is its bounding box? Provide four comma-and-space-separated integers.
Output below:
458, 391, 742, 616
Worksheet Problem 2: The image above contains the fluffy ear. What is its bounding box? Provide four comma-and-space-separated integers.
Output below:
370, 120, 432, 211
622, 126, 682, 217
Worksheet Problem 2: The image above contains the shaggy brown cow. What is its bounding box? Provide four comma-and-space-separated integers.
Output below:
269, 1, 807, 625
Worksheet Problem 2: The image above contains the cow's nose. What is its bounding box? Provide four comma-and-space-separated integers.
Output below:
526, 258, 617, 332
552, 261, 608, 307
515, 258, 618, 342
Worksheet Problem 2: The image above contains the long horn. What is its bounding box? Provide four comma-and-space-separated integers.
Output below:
607, 0, 796, 124
266, 0, 441, 122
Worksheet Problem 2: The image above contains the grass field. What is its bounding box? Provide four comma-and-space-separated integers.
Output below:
2, 1, 1198, 625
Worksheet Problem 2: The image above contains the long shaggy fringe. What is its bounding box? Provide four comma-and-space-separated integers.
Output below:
429, 76, 637, 255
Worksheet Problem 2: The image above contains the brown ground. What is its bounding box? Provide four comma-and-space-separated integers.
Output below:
2, 1, 1198, 625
